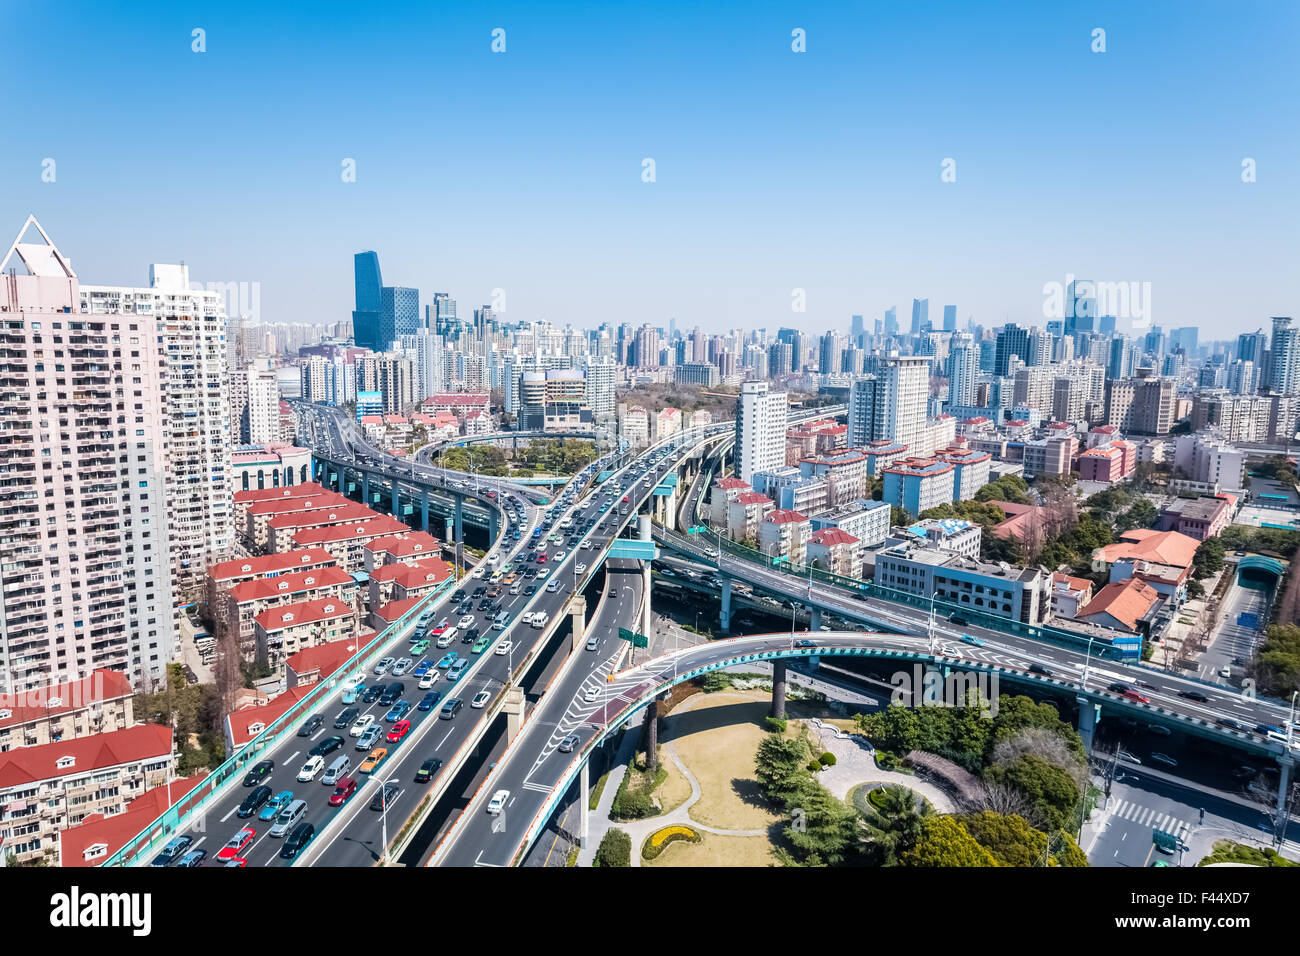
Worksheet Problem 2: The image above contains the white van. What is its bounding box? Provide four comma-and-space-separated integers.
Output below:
493, 612, 509, 631
509, 582, 522, 595
322, 754, 351, 786
546, 580, 561, 593
297, 755, 325, 782
531, 612, 548, 629
269, 799, 308, 838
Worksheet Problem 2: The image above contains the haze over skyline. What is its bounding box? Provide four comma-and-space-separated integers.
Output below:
3, 0, 1296, 337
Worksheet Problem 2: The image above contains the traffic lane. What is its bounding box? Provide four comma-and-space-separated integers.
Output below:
716, 555, 1289, 725
437, 560, 646, 866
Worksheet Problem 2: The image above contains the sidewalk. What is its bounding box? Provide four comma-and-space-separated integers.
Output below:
576, 709, 645, 866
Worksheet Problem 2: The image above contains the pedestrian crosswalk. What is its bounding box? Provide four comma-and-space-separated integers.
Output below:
1110, 798, 1192, 838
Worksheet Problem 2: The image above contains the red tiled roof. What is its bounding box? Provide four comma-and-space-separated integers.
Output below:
765, 509, 809, 524
291, 515, 409, 546
244, 491, 351, 517
1096, 529, 1199, 569
0, 725, 173, 790
734, 492, 773, 506
233, 482, 327, 505
208, 548, 336, 583
392, 559, 454, 589
0, 670, 134, 731
227, 565, 355, 605
424, 393, 489, 405
61, 774, 206, 867
809, 528, 860, 547
365, 531, 440, 556
373, 596, 423, 622
254, 597, 355, 632
1078, 578, 1160, 631
1051, 572, 1094, 594
714, 477, 751, 491
285, 632, 383, 683
226, 688, 314, 748
266, 502, 381, 530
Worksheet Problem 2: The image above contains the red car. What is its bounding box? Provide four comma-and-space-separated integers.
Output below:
216, 827, 255, 862
537, 554, 547, 563
1122, 689, 1151, 704
328, 775, 358, 807
430, 620, 451, 636
622, 496, 629, 503
386, 719, 411, 743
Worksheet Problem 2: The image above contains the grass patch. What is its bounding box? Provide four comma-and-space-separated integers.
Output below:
589, 768, 612, 811
610, 751, 669, 820
1198, 840, 1298, 867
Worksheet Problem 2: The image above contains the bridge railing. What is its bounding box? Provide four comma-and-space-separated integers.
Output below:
100, 579, 453, 867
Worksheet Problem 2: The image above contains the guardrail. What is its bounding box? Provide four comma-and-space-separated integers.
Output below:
103, 580, 454, 867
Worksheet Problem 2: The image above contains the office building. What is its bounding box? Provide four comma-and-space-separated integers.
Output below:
352, 251, 383, 350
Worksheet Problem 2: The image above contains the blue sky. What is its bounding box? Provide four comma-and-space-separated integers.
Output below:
2, 0, 1295, 338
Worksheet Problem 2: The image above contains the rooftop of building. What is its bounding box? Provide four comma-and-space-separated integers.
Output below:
60, 773, 207, 867
1096, 529, 1200, 569
291, 515, 409, 545
0, 670, 134, 731
208, 548, 337, 582
363, 530, 440, 556
227, 565, 355, 605
266, 501, 381, 530
764, 509, 810, 525
1161, 496, 1230, 521
285, 631, 383, 683
809, 527, 860, 547
0, 724, 173, 790
233, 481, 328, 505
733, 492, 773, 506
1077, 577, 1161, 631
254, 596, 355, 632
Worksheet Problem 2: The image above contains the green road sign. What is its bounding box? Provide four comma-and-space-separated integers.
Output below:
618, 627, 649, 648
687, 525, 707, 534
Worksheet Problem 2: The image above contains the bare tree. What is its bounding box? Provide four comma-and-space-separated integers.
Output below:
991, 727, 1089, 791
968, 780, 1041, 825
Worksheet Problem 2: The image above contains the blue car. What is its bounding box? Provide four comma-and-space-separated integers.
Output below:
418, 690, 443, 712
385, 700, 412, 722
413, 659, 435, 678
960, 634, 984, 647
342, 685, 363, 704
437, 652, 459, 670
259, 789, 294, 822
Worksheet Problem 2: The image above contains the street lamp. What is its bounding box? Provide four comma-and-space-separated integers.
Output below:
1082, 635, 1096, 691
379, 779, 391, 865
927, 588, 941, 654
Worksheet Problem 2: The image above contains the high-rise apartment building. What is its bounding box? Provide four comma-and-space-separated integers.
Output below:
356, 352, 414, 414
1, 218, 175, 692
582, 357, 616, 420
81, 264, 233, 599
1104, 377, 1177, 435
946, 333, 978, 406
1269, 316, 1300, 396
848, 354, 929, 452
736, 381, 788, 484
994, 323, 1031, 376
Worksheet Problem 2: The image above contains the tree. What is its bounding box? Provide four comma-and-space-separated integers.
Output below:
899, 815, 1001, 867
960, 810, 1049, 867
984, 755, 1080, 833
593, 828, 631, 867
1116, 498, 1158, 533
1186, 579, 1205, 600
1257, 624, 1300, 697
754, 732, 812, 807
1192, 537, 1226, 580
858, 785, 932, 866
975, 475, 1032, 506
784, 778, 859, 866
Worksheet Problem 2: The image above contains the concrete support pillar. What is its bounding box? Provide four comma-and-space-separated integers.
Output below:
809, 607, 823, 630
771, 660, 788, 720
806, 655, 820, 672
1075, 696, 1099, 753
720, 575, 733, 633
569, 595, 587, 652
644, 698, 659, 772
421, 489, 430, 532
1276, 756, 1293, 824
454, 497, 464, 542
490, 509, 500, 542
638, 514, 653, 638
579, 760, 590, 847
503, 686, 526, 742
391, 482, 400, 518
362, 472, 370, 505
665, 489, 677, 531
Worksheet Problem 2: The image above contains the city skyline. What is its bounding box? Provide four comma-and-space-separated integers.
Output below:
3, 1, 1296, 336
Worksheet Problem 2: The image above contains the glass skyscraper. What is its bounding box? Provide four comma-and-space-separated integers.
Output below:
353, 251, 383, 350
381, 286, 420, 349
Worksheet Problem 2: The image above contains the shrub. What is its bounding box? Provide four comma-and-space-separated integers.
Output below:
702, 672, 731, 693
807, 759, 823, 774
819, 751, 836, 767
594, 828, 631, 867
765, 716, 788, 733
641, 824, 702, 861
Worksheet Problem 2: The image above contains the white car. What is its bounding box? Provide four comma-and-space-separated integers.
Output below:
349, 714, 375, 737
418, 672, 440, 689
575, 563, 587, 574
390, 657, 413, 676
584, 687, 600, 702
373, 657, 394, 676
471, 567, 485, 579
471, 691, 491, 709
486, 789, 510, 815
552, 551, 566, 562
536, 569, 549, 580
297, 755, 324, 781
341, 673, 365, 692
495, 640, 513, 656
458, 615, 475, 629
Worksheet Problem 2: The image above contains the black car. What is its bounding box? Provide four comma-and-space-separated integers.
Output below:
378, 681, 404, 706
309, 735, 345, 757
524, 586, 537, 596
361, 684, 383, 704
472, 587, 486, 598
279, 822, 316, 859
461, 627, 479, 645
1231, 765, 1258, 781
237, 785, 273, 818
242, 759, 274, 787
1178, 689, 1210, 703
452, 589, 467, 602
415, 757, 443, 783
370, 780, 401, 810
1216, 716, 1245, 730
150, 835, 193, 867
333, 707, 359, 729
1028, 664, 1053, 677
297, 714, 324, 737
478, 598, 494, 611
1107, 682, 1130, 694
